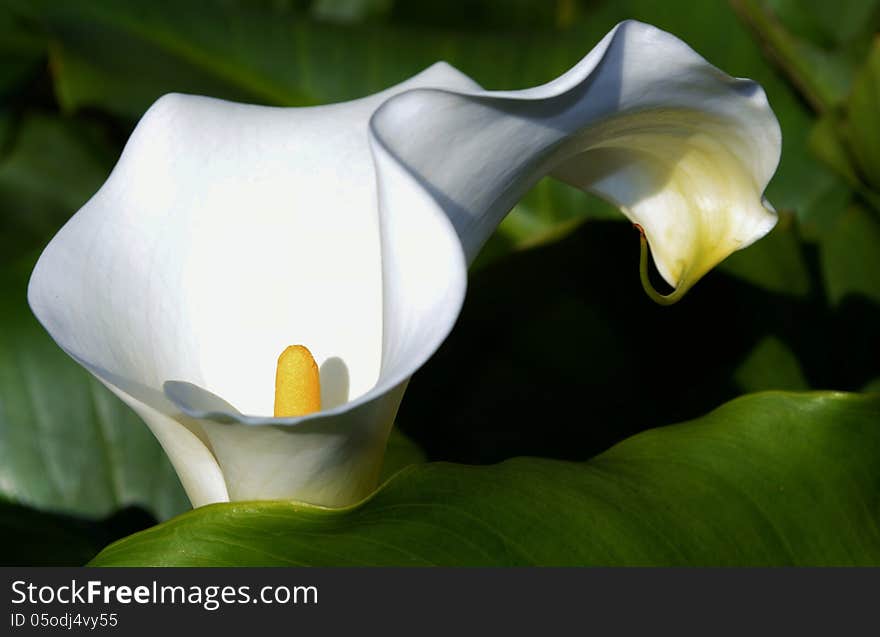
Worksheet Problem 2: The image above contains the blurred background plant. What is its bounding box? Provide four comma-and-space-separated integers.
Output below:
1, 0, 878, 565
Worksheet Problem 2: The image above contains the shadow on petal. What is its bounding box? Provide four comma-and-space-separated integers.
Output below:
320, 356, 351, 409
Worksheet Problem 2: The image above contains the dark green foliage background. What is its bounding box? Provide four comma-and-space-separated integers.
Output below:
0, 0, 878, 565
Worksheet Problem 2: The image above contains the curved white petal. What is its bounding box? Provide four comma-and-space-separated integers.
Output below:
371, 20, 780, 292
28, 20, 781, 508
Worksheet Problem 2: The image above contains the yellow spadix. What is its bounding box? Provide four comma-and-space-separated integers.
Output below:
274, 345, 321, 417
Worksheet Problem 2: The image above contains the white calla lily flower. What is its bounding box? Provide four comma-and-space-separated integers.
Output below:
28, 21, 780, 508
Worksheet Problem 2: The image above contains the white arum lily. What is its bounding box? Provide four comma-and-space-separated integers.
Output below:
28, 21, 780, 508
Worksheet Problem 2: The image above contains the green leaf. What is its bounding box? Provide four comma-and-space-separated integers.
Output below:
717, 214, 811, 297
808, 114, 862, 190
731, 0, 874, 112
805, 44, 880, 213
763, 0, 880, 48
379, 428, 426, 482
0, 113, 116, 265
844, 40, 880, 193
311, 0, 393, 24
0, 5, 46, 98
733, 335, 809, 393
733, 2, 880, 214
0, 256, 189, 521
820, 204, 880, 306
90, 392, 880, 566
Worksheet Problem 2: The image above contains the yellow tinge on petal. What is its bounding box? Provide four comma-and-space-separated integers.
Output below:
629, 132, 771, 292
555, 110, 777, 304
274, 345, 321, 417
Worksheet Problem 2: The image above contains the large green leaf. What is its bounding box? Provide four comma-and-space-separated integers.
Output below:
91, 392, 880, 566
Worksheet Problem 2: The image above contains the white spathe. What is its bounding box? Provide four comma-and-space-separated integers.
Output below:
28, 21, 781, 508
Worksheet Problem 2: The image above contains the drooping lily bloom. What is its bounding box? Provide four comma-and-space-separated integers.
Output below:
28, 21, 780, 508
